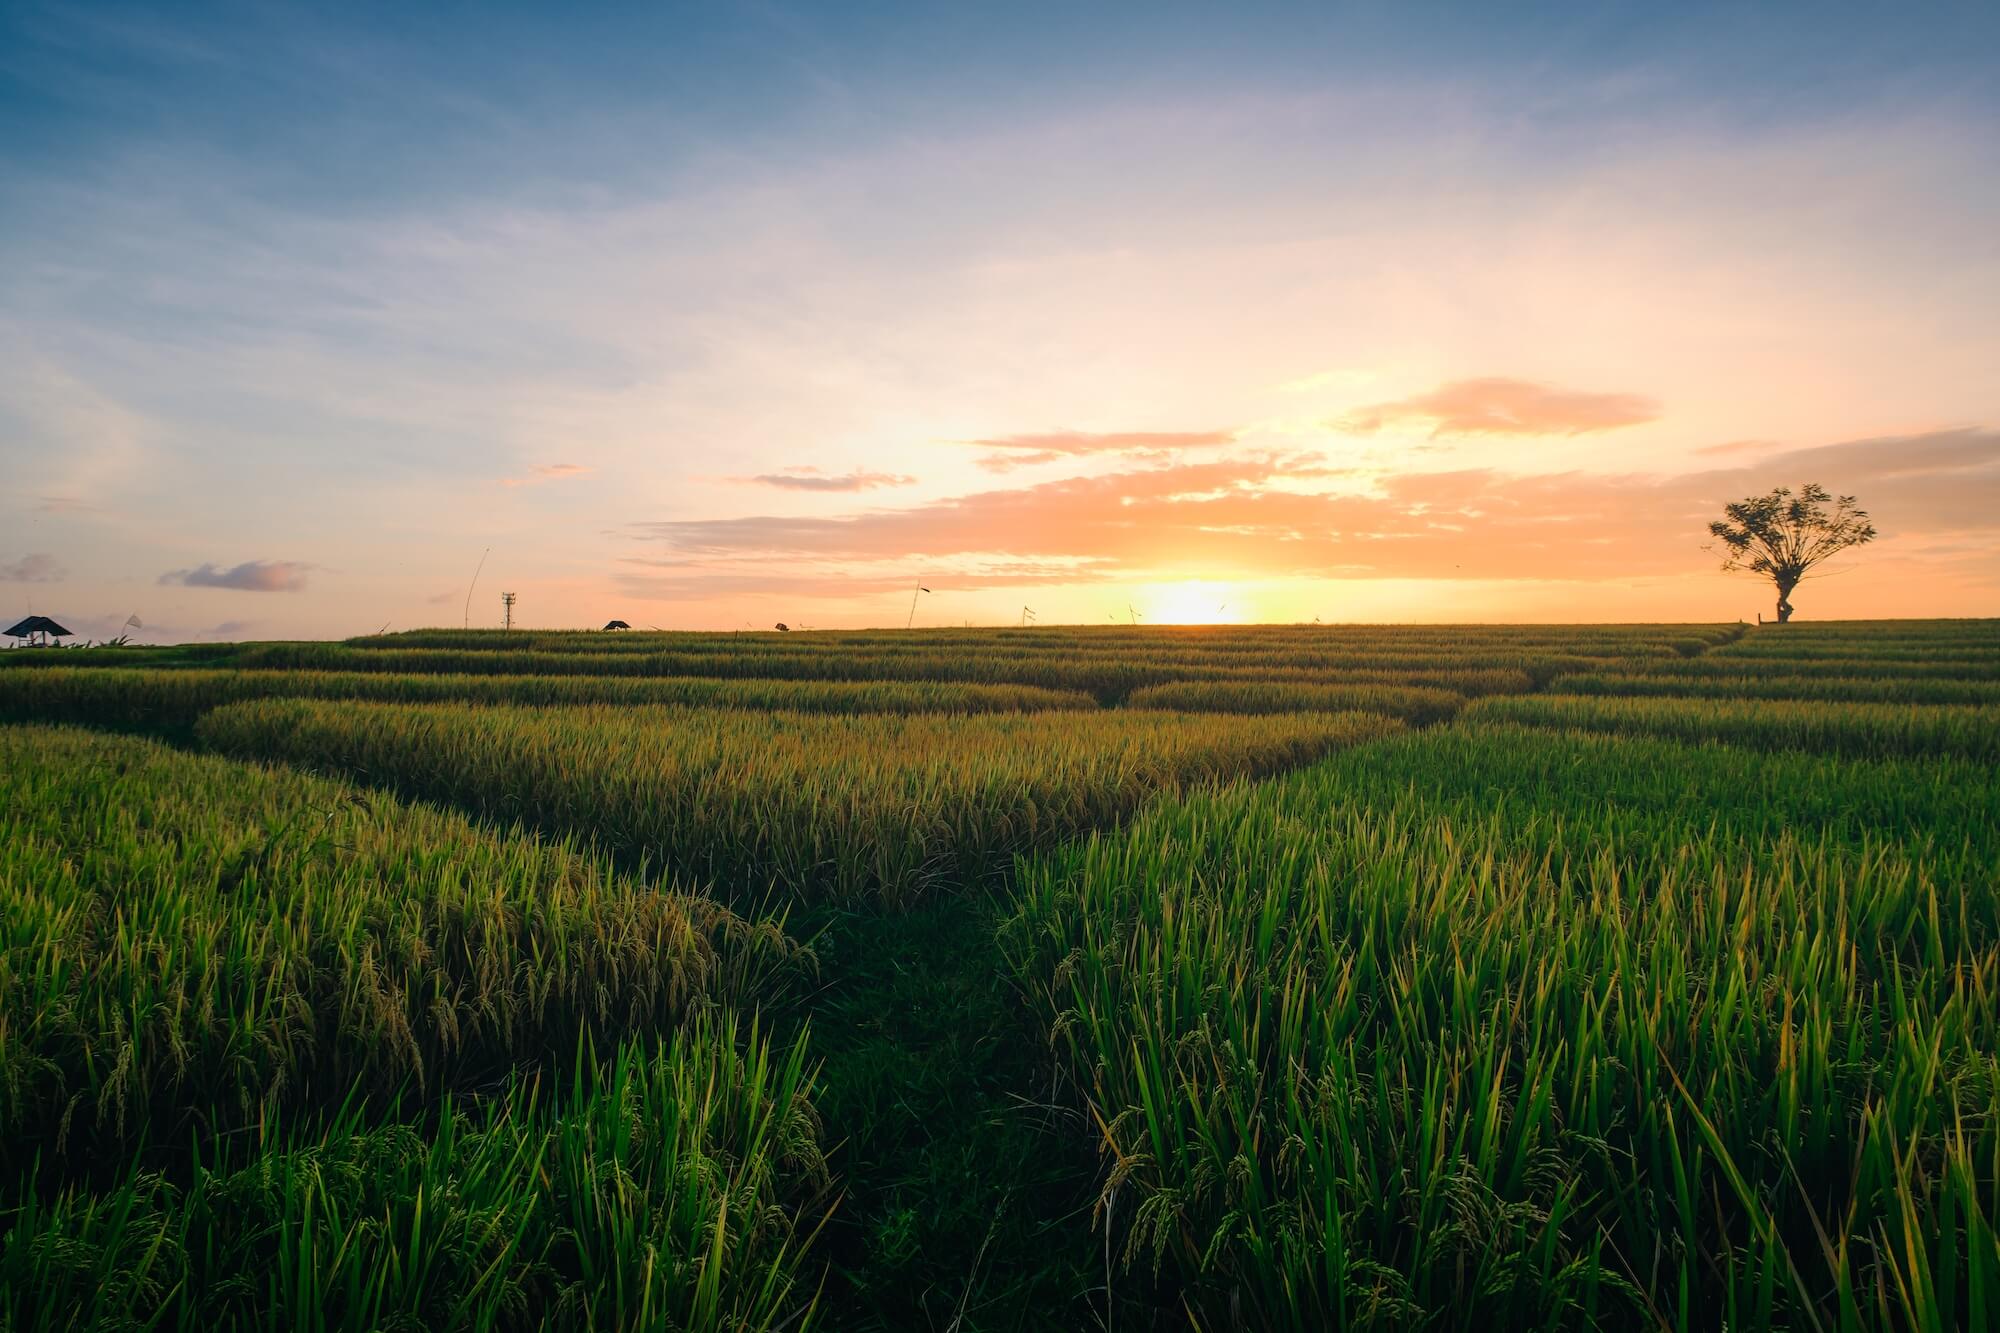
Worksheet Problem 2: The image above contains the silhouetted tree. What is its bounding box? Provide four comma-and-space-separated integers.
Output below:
1708, 483, 1875, 623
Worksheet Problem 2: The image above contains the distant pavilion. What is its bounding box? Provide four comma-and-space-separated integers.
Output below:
5, 615, 72, 647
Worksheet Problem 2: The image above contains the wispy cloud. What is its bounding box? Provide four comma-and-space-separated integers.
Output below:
424, 589, 458, 604
1276, 368, 1380, 394
498, 463, 592, 488
962, 429, 1235, 473
0, 358, 158, 503
159, 559, 312, 591
617, 558, 1119, 601
1, 553, 64, 583
1338, 377, 1660, 437
742, 467, 916, 492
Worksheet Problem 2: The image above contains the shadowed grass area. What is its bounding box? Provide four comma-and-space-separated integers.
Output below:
4, 1020, 829, 1333
795, 893, 1110, 1330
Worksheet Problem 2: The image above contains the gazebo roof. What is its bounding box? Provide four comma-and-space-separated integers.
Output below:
5, 615, 72, 638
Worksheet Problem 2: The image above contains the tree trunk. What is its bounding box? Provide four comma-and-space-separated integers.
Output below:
1775, 579, 1797, 623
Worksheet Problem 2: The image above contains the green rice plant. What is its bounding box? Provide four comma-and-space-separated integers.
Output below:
1559, 671, 2000, 707
0, 725, 800, 1157
197, 700, 1401, 906
1, 1016, 828, 1332
1610, 654, 2000, 683
0, 665, 1093, 732
0, 646, 199, 671
1710, 626, 2000, 660
1003, 725, 2000, 1330
1124, 679, 1464, 724
1462, 692, 2000, 761
1738, 619, 1999, 641
214, 642, 1580, 703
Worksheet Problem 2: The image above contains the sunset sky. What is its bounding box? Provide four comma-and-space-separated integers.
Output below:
3, 2, 1997, 639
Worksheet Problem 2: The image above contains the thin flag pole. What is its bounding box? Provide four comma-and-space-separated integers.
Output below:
463, 547, 490, 629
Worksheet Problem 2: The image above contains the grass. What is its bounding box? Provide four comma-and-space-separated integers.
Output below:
1556, 671, 2000, 706
0, 725, 799, 1159
3, 617, 1992, 1331
0, 664, 1093, 734
1125, 678, 1464, 723
3, 1018, 829, 1333
794, 894, 1108, 1329
197, 699, 1401, 906
1003, 723, 2000, 1329
213, 642, 1586, 702
1463, 692, 2000, 761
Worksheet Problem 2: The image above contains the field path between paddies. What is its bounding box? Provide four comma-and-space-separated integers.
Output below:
186, 696, 1410, 1329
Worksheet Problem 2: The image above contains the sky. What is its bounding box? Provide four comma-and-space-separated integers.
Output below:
2, 1, 1997, 640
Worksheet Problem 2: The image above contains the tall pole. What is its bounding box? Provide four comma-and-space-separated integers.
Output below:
907, 584, 930, 630
464, 547, 490, 629
501, 591, 516, 631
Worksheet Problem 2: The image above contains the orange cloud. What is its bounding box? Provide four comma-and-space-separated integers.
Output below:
158, 559, 312, 591
628, 429, 1997, 593
1339, 377, 1660, 437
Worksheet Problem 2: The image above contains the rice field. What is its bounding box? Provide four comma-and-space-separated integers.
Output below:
0, 618, 1992, 1330
0, 726, 800, 1158
1002, 724, 2000, 1329
1556, 671, 2000, 706
195, 698, 1397, 905
1464, 692, 2000, 761
0, 664, 1092, 731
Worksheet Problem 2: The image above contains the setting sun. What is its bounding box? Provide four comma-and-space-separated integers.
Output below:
1139, 580, 1244, 625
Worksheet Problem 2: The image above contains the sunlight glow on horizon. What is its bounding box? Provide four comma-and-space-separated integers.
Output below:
1137, 581, 1245, 626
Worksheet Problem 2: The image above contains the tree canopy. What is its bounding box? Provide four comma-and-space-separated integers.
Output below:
1708, 483, 1876, 623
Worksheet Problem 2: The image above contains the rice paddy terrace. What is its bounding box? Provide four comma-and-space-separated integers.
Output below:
2, 618, 1995, 1331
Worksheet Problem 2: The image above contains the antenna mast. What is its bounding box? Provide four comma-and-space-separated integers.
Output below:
464, 547, 490, 629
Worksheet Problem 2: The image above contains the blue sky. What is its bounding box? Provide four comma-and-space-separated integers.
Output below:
3, 1, 1996, 635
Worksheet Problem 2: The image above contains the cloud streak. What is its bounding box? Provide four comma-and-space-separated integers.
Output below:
1, 553, 64, 583
743, 468, 917, 492
498, 463, 592, 488
1338, 377, 1660, 437
159, 559, 312, 591
961, 429, 1235, 472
